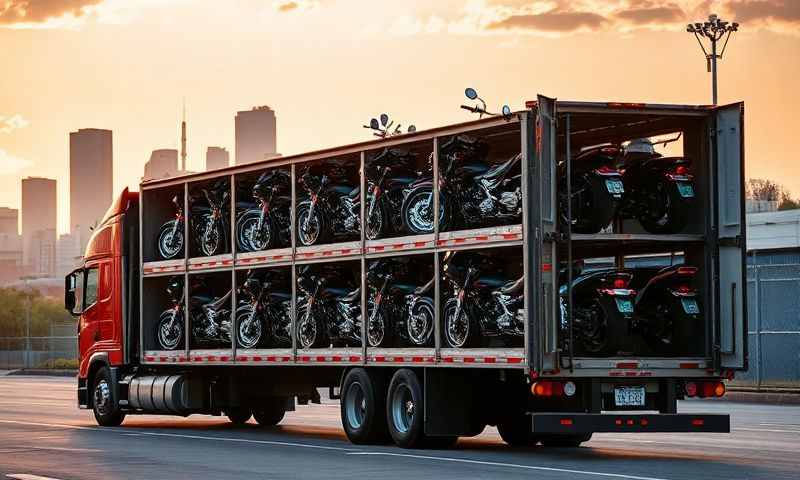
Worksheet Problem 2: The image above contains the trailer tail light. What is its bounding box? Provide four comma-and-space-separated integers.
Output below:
531, 380, 565, 397
560, 418, 573, 426
692, 418, 705, 427
685, 381, 698, 397
684, 381, 725, 398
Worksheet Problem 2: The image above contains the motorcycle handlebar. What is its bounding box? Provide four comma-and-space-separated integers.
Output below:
460, 105, 477, 113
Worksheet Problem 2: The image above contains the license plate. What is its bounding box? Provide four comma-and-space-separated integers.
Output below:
681, 298, 700, 315
605, 179, 624, 194
614, 387, 646, 407
677, 182, 695, 198
615, 298, 634, 313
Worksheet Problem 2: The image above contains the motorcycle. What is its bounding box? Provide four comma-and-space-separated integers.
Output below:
441, 251, 524, 348
558, 145, 624, 234
236, 169, 291, 252
235, 269, 292, 349
366, 258, 435, 347
296, 163, 360, 246
402, 135, 522, 234
365, 148, 430, 240
156, 276, 233, 350
191, 180, 230, 257
619, 138, 694, 233
296, 264, 361, 348
559, 268, 637, 357
634, 265, 703, 356
156, 194, 184, 260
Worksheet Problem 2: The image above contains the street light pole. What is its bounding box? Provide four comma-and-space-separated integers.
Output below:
686, 14, 739, 105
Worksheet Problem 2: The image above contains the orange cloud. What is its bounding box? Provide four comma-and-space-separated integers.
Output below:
0, 0, 102, 25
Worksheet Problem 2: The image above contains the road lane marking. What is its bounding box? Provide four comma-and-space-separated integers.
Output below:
7, 475, 64, 480
735, 427, 800, 434
346, 452, 672, 480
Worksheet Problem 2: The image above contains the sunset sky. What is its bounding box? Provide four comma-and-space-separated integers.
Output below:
1, 0, 798, 233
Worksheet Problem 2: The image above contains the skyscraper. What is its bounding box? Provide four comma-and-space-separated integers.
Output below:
21, 177, 57, 273
143, 149, 179, 180
235, 106, 277, 165
0, 207, 18, 235
206, 146, 230, 171
70, 128, 113, 249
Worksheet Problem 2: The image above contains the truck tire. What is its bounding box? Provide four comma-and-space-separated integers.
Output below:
341, 368, 390, 444
253, 398, 286, 426
497, 415, 534, 447
386, 369, 425, 448
540, 433, 592, 447
226, 408, 252, 425
92, 367, 126, 427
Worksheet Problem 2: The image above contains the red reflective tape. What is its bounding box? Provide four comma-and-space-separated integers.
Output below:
616, 362, 639, 369
443, 357, 455, 363
193, 357, 202, 362
412, 356, 424, 363
158, 356, 167, 362
463, 357, 476, 363
207, 356, 217, 361
483, 357, 496, 364
349, 355, 361, 362
507, 357, 524, 364
414, 242, 427, 247
316, 356, 326, 362
542, 263, 552, 272
609, 371, 623, 376
331, 356, 342, 362
625, 372, 638, 376
502, 233, 519, 240
178, 357, 187, 362
375, 355, 386, 362
253, 355, 263, 361
680, 362, 700, 369
236, 356, 248, 362
475, 236, 489, 241
300, 356, 310, 362
454, 238, 466, 244
219, 356, 230, 362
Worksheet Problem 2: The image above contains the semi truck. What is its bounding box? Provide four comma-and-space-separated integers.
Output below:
65, 97, 746, 448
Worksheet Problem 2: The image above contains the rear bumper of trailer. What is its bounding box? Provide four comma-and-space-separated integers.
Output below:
532, 413, 730, 434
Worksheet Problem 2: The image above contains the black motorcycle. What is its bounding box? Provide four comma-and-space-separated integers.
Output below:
191, 180, 230, 257
619, 138, 695, 233
296, 264, 361, 348
156, 194, 184, 260
156, 276, 234, 350
296, 164, 360, 246
366, 259, 435, 347
236, 169, 291, 252
558, 145, 624, 234
559, 268, 636, 357
634, 265, 703, 356
365, 148, 430, 240
402, 135, 522, 234
235, 269, 292, 349
441, 251, 524, 348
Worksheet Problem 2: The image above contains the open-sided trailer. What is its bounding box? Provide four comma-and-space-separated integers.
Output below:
67, 96, 746, 448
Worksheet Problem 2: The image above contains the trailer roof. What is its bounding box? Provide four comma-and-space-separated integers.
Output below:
141, 100, 715, 189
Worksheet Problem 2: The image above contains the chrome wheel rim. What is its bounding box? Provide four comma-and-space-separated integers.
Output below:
298, 313, 316, 348
158, 313, 182, 350
407, 192, 435, 233
298, 210, 320, 246
391, 384, 414, 434
367, 310, 385, 347
344, 381, 367, 430
365, 204, 382, 240
158, 230, 183, 259
445, 306, 468, 348
94, 379, 112, 416
237, 311, 262, 349
408, 303, 433, 346
242, 217, 270, 251
202, 226, 220, 256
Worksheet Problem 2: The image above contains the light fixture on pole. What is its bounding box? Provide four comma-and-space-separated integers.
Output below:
686, 14, 739, 105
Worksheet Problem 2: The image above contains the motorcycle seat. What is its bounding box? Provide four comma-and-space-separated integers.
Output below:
338, 287, 360, 303
500, 277, 524, 295
457, 161, 490, 176
475, 154, 520, 183
392, 283, 418, 294
474, 275, 506, 289
329, 184, 356, 196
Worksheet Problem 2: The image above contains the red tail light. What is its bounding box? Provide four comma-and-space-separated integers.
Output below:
675, 165, 689, 175
677, 266, 697, 276
685, 381, 725, 398
595, 165, 619, 174
613, 278, 628, 289
677, 285, 692, 294
531, 380, 565, 397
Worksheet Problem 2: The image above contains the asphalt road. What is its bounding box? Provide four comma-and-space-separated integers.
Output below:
0, 376, 798, 480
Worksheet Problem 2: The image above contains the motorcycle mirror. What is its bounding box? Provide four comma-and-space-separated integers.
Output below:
380, 113, 389, 127
408, 125, 416, 133
465, 87, 478, 100
501, 105, 512, 120
370, 118, 379, 130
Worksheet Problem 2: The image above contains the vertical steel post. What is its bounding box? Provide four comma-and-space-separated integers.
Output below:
139, 186, 145, 358
290, 163, 298, 361
184, 182, 191, 356
711, 39, 718, 105
565, 114, 574, 371
520, 113, 532, 372
432, 137, 441, 359
230, 174, 237, 362
360, 152, 367, 363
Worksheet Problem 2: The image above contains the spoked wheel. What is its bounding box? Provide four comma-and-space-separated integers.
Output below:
199, 220, 223, 256
443, 298, 477, 348
92, 367, 125, 427
402, 188, 446, 235
367, 297, 390, 347
340, 368, 390, 444
365, 192, 386, 240
407, 298, 434, 347
157, 222, 183, 259
236, 306, 263, 349
156, 310, 184, 350
638, 180, 689, 234
573, 300, 611, 356
297, 311, 325, 349
297, 203, 325, 246
237, 212, 271, 252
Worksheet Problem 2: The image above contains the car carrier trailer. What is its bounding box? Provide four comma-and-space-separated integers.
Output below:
65, 96, 746, 448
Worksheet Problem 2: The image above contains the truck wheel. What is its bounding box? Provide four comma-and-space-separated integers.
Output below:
387, 369, 425, 448
540, 433, 592, 447
341, 368, 390, 444
92, 367, 125, 427
253, 398, 286, 426
226, 408, 252, 425
497, 415, 534, 447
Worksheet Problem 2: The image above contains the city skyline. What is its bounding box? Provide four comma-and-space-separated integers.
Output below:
0, 1, 798, 234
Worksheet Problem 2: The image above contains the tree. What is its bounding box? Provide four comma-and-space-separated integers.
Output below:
746, 178, 781, 202
779, 191, 800, 211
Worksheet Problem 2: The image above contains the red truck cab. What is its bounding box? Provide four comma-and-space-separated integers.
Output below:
66, 188, 139, 419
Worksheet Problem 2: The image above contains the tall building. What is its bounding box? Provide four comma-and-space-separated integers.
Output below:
143, 149, 179, 180
235, 106, 277, 165
21, 177, 57, 272
56, 231, 82, 277
206, 146, 230, 171
30, 228, 57, 276
70, 128, 113, 249
0, 207, 18, 235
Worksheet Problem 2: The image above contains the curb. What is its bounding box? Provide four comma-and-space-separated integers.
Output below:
6, 369, 77, 377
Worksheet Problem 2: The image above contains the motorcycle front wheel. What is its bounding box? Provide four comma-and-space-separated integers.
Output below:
401, 187, 447, 235
236, 210, 272, 252
407, 297, 434, 347
297, 310, 327, 349
235, 305, 263, 349
156, 310, 184, 350
198, 219, 224, 256
637, 180, 690, 234
365, 196, 388, 241
296, 202, 327, 246
443, 298, 478, 348
367, 297, 391, 347
157, 221, 183, 260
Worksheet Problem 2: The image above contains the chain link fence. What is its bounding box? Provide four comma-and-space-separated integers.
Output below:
0, 336, 77, 370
